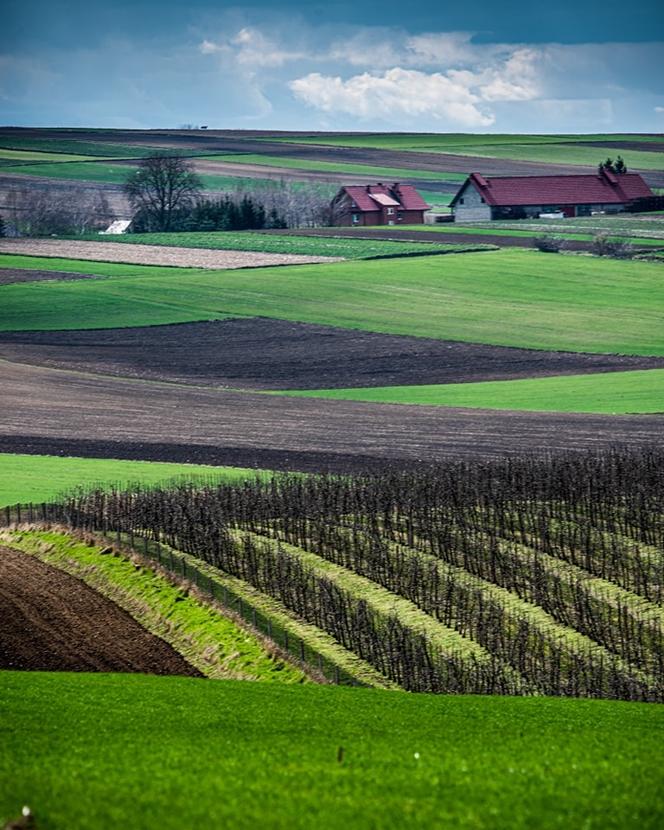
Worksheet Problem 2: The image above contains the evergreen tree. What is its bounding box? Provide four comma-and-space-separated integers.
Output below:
614, 156, 627, 175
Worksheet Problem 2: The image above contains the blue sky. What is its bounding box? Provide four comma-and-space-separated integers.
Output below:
2, 1, 663, 131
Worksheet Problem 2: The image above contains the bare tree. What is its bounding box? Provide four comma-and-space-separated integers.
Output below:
124, 153, 203, 231
5, 185, 115, 237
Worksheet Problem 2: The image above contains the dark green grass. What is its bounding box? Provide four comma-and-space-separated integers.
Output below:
76, 231, 486, 259
1, 249, 663, 356
1, 671, 662, 830
0, 453, 265, 508
277, 368, 664, 415
0, 138, 162, 157
0, 161, 278, 192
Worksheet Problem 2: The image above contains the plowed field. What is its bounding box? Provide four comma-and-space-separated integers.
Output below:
0, 545, 201, 676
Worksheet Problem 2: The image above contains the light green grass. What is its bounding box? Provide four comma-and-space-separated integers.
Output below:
0, 148, 102, 163
277, 369, 664, 415
203, 153, 466, 182
0, 453, 264, 507
1, 529, 305, 683
2, 249, 663, 356
1, 671, 663, 829
76, 230, 488, 259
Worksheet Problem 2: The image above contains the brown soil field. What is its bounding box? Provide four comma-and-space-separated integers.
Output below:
0, 545, 202, 675
1, 359, 662, 473
2, 319, 663, 391
0, 238, 343, 268
0, 267, 98, 286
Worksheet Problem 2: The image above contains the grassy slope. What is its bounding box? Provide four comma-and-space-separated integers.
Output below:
1, 529, 304, 683
278, 369, 664, 415
76, 231, 487, 259
1, 671, 663, 830
203, 153, 466, 181
0, 453, 264, 507
1, 249, 663, 356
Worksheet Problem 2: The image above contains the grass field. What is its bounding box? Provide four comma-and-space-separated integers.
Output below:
2, 249, 663, 356
0, 137, 186, 157
203, 153, 466, 182
1, 671, 662, 830
0, 453, 263, 507
0, 160, 278, 193
394, 224, 664, 247
278, 368, 664, 414
2, 529, 305, 682
476, 214, 664, 240
78, 231, 488, 259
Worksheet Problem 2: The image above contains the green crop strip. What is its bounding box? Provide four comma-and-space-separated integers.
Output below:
276, 369, 664, 415
1, 528, 305, 683
2, 249, 662, 356
0, 453, 266, 508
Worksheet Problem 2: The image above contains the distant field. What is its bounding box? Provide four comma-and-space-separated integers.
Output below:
83, 231, 488, 259
0, 148, 101, 163
0, 160, 276, 192
278, 368, 664, 414
0, 137, 161, 157
396, 224, 664, 246
1, 250, 663, 356
1, 672, 662, 830
438, 144, 664, 171
478, 214, 664, 240
203, 153, 466, 182
0, 453, 263, 507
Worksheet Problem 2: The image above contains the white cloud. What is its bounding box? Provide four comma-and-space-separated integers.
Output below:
199, 27, 306, 68
404, 32, 477, 66
655, 106, 664, 113
478, 48, 541, 101
289, 67, 494, 126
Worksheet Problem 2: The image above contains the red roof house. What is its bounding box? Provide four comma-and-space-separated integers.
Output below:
331, 183, 430, 226
450, 170, 654, 221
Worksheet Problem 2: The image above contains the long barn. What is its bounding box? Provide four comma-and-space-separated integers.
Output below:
451, 170, 653, 221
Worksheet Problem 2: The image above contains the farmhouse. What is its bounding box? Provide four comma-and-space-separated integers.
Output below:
450, 170, 654, 222
331, 183, 430, 226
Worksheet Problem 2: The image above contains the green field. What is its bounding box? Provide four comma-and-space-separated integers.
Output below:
0, 160, 276, 192
1, 671, 662, 830
0, 453, 263, 507
0, 137, 185, 157
272, 133, 664, 169
79, 230, 489, 259
278, 368, 664, 415
395, 224, 664, 247
203, 152, 466, 182
2, 249, 663, 356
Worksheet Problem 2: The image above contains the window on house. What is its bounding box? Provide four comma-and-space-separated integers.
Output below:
459, 197, 465, 205
352, 213, 360, 224
387, 207, 395, 215
480, 197, 485, 203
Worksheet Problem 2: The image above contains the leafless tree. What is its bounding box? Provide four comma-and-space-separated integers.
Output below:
124, 153, 203, 231
5, 185, 115, 236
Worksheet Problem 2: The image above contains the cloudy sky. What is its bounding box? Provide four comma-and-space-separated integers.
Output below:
2, 0, 663, 132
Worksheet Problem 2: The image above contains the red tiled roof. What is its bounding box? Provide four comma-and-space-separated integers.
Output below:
341, 183, 430, 212
453, 172, 653, 207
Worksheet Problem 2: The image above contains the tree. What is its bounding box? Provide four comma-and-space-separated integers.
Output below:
0, 214, 5, 237
124, 153, 203, 232
614, 155, 627, 175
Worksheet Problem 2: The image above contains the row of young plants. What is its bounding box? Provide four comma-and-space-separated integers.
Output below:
48, 448, 664, 700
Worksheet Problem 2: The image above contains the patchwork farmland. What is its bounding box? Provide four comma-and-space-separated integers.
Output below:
1, 127, 663, 830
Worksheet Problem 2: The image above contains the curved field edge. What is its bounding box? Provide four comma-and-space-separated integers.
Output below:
273, 368, 664, 415
1, 672, 663, 830
0, 528, 306, 684
0, 452, 269, 508
1, 250, 662, 357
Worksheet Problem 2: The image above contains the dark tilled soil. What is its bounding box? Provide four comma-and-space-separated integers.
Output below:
0, 267, 97, 286
0, 545, 202, 675
1, 360, 662, 473
2, 318, 663, 390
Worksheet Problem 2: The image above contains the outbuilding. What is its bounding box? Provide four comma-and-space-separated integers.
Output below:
450, 170, 654, 222
331, 183, 430, 226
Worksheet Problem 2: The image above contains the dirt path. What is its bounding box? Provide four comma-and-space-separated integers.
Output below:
0, 545, 202, 675
0, 238, 343, 268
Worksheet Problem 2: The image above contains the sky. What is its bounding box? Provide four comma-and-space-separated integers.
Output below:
2, 0, 663, 132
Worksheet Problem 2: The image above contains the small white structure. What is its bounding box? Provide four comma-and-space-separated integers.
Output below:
99, 219, 132, 235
